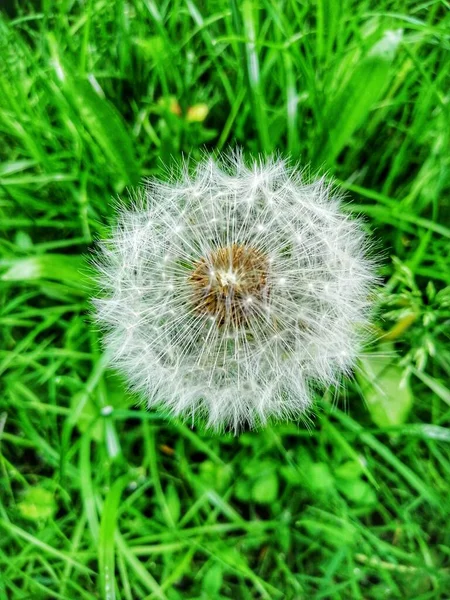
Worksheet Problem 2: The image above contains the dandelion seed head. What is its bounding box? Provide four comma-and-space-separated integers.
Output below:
93, 151, 376, 432
189, 243, 269, 327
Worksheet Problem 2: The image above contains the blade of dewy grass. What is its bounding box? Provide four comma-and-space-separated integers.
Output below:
99, 475, 129, 600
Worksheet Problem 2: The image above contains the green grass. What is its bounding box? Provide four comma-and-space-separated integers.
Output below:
1, 0, 450, 598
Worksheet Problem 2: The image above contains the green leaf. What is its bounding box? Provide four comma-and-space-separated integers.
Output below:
132, 36, 165, 62
297, 519, 356, 547
334, 460, 364, 481
199, 460, 233, 492
316, 0, 340, 61
48, 34, 139, 190
307, 462, 334, 492
238, 0, 271, 152
165, 483, 181, 524
1, 254, 89, 288
69, 79, 140, 189
337, 479, 377, 506
412, 368, 450, 408
358, 352, 413, 427
71, 390, 103, 442
202, 563, 223, 596
99, 476, 129, 600
320, 29, 403, 164
279, 464, 304, 485
234, 479, 252, 502
252, 471, 278, 504
17, 487, 56, 521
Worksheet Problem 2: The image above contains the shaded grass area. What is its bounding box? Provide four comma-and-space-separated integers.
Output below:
1, 1, 450, 598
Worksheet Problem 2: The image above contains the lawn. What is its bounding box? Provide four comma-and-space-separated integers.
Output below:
1, 1, 450, 598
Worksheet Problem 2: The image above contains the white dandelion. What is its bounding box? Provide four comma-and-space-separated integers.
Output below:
94, 151, 376, 432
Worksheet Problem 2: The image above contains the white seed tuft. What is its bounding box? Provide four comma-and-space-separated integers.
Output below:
93, 152, 377, 432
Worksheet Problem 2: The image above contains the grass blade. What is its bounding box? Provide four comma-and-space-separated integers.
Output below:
99, 475, 129, 600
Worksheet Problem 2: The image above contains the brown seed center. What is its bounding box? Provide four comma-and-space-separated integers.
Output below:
189, 243, 269, 327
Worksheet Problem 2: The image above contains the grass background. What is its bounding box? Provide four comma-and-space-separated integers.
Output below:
1, 0, 450, 598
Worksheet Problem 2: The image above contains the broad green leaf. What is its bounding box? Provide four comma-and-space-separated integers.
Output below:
69, 78, 140, 189
252, 471, 278, 504
1, 254, 88, 288
358, 352, 413, 427
334, 460, 364, 481
279, 464, 304, 485
202, 563, 223, 596
199, 460, 233, 492
219, 547, 247, 569
17, 487, 56, 521
337, 479, 377, 506
48, 35, 139, 190
320, 29, 403, 164
307, 462, 334, 492
235, 479, 252, 502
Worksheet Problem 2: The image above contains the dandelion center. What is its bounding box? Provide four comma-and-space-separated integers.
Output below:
189, 243, 269, 327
